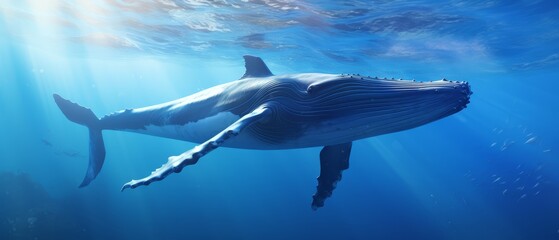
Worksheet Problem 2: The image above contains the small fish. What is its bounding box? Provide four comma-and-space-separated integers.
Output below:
543, 149, 551, 153
56, 151, 84, 158
490, 142, 497, 148
27, 217, 37, 225
41, 138, 53, 147
63, 151, 81, 158
524, 137, 537, 144
492, 177, 501, 183
501, 140, 515, 151
514, 178, 520, 183
533, 182, 540, 188
517, 186, 525, 191
519, 194, 527, 199
502, 189, 508, 195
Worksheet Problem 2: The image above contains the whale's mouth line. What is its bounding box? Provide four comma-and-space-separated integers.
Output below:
315, 78, 472, 109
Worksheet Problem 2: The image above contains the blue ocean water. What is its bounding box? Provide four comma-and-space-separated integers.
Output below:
1, 1, 558, 239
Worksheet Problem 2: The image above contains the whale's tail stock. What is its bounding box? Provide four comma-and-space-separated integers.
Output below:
53, 94, 105, 187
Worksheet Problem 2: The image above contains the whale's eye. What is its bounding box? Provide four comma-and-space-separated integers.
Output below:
307, 78, 348, 94
307, 85, 314, 94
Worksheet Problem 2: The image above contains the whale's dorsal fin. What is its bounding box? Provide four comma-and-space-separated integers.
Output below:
240, 55, 273, 79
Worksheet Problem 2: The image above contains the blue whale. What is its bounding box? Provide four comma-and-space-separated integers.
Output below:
54, 55, 472, 209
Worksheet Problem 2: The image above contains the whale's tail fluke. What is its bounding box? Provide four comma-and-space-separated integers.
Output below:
53, 94, 105, 188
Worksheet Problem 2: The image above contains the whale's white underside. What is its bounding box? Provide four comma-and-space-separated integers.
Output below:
134, 111, 241, 143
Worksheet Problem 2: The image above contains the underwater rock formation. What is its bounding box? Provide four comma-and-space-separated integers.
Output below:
0, 172, 90, 240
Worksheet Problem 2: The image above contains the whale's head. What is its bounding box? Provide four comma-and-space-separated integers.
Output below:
304, 74, 472, 141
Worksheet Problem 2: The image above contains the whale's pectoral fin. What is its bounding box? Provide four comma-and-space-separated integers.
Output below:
121, 105, 271, 191
311, 142, 352, 210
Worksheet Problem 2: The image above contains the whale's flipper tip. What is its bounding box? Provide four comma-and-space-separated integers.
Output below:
312, 142, 352, 210
121, 180, 138, 192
